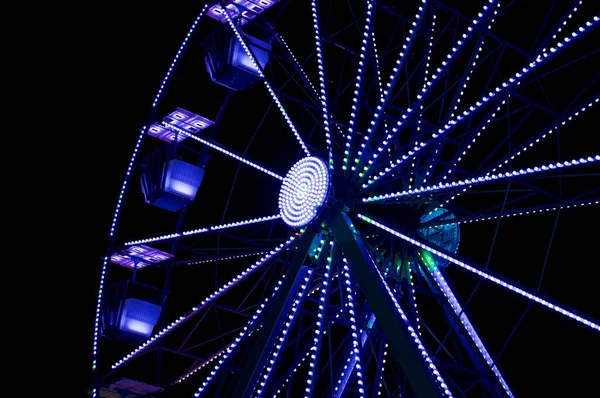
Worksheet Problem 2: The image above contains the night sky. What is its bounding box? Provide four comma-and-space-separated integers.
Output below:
80, 1, 599, 396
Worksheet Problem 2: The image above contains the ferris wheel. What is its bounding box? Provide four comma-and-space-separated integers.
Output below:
92, 0, 599, 396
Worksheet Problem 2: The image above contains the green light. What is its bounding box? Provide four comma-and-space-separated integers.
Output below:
419, 250, 437, 270
393, 254, 404, 274
367, 317, 375, 329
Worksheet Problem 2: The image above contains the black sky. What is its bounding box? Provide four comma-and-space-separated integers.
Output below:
77, 1, 599, 396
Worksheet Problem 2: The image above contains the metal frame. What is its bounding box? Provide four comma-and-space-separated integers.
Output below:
93, 0, 599, 396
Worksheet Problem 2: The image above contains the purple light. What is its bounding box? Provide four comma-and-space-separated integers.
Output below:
204, 29, 273, 91
207, 0, 280, 24
112, 236, 296, 371
163, 123, 284, 180
208, 2, 240, 23
231, 35, 271, 73
163, 107, 214, 132
149, 108, 214, 143
221, 8, 311, 156
147, 124, 175, 141
110, 245, 174, 269
119, 298, 162, 338
93, 4, 210, 396
163, 159, 205, 201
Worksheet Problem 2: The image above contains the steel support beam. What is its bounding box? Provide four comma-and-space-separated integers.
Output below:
417, 260, 506, 397
330, 211, 444, 398
230, 225, 319, 398
335, 312, 376, 397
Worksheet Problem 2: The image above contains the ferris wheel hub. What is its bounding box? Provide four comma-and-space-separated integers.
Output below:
278, 157, 330, 228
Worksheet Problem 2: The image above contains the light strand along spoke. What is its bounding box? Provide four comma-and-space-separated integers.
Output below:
408, 272, 422, 335
357, 214, 600, 332
428, 267, 513, 396
442, 96, 598, 206
364, 15, 599, 189
353, 0, 429, 170
359, 0, 501, 181
274, 309, 345, 397
186, 251, 268, 266
338, 258, 367, 398
124, 214, 281, 246
412, 10, 437, 189
363, 155, 599, 202
448, 13, 498, 121
194, 273, 290, 396
304, 242, 334, 397
150, 2, 209, 110
426, 198, 600, 227
451, 0, 583, 182
352, 28, 389, 176
331, 309, 377, 396
441, 4, 590, 206
222, 8, 311, 157
309, 0, 333, 169
485, 97, 599, 175
273, 350, 311, 396
275, 33, 319, 97
374, 344, 389, 397
438, 99, 506, 185
536, 0, 584, 55
164, 124, 284, 180
111, 236, 296, 371
364, 251, 455, 397
342, 0, 374, 173
174, 346, 228, 384
257, 270, 313, 396
91, 5, 210, 395
332, 315, 375, 397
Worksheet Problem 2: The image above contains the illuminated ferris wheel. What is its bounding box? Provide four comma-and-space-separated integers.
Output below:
92, 0, 599, 396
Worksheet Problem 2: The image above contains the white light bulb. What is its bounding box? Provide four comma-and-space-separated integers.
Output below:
279, 157, 330, 227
